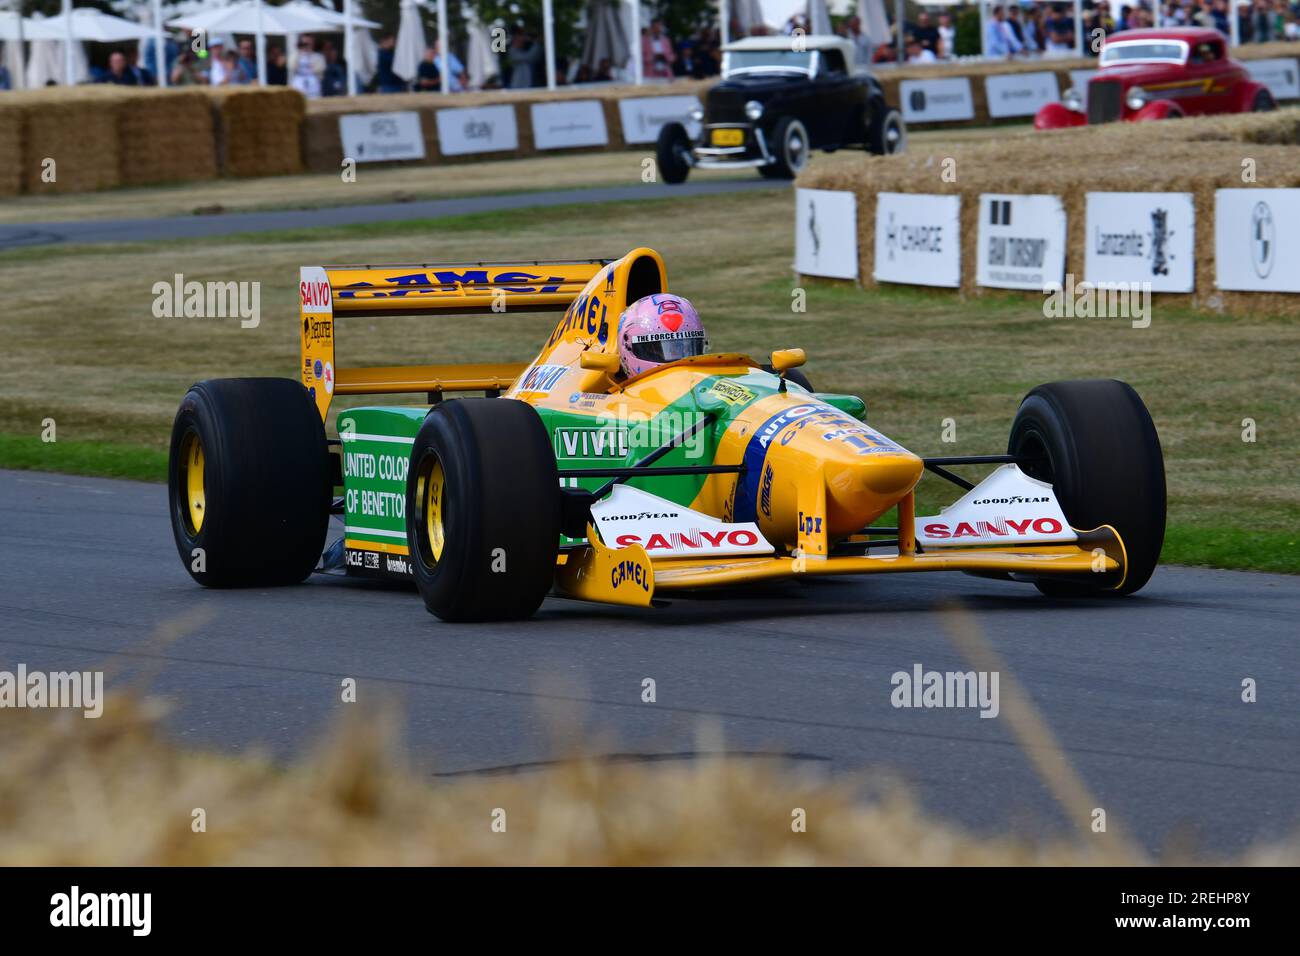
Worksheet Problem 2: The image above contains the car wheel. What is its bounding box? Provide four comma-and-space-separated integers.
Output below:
1252, 88, 1276, 112
168, 378, 331, 587
768, 116, 810, 179
407, 398, 561, 622
1007, 380, 1165, 597
868, 106, 907, 155
655, 121, 692, 184
760, 364, 813, 392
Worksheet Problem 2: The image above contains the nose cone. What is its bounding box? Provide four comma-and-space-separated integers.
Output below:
859, 452, 925, 498
823, 452, 924, 535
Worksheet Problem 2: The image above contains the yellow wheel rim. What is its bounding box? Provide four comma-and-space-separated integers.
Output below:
181, 432, 206, 534
422, 456, 445, 564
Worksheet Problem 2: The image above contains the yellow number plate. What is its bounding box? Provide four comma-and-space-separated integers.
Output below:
711, 128, 744, 147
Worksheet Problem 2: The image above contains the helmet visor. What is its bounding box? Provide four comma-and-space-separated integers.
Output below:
628, 331, 706, 365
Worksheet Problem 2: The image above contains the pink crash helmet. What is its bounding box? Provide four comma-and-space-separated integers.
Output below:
616, 293, 708, 378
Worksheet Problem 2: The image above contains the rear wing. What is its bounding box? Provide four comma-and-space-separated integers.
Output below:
299, 259, 610, 420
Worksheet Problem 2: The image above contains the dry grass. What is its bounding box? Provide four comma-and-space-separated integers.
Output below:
4, 689, 1294, 866
799, 107, 1300, 317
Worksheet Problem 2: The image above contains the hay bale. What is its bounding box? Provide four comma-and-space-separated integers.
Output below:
300, 81, 711, 169
208, 87, 306, 178
0, 102, 23, 196
15, 87, 124, 194
797, 108, 1300, 317
117, 89, 216, 187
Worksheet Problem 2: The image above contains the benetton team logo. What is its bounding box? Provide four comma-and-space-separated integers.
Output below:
1251, 201, 1275, 278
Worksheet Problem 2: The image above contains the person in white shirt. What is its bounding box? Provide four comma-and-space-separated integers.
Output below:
207, 38, 230, 85
905, 34, 937, 63
938, 12, 957, 59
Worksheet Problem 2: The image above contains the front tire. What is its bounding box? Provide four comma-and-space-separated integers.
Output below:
767, 116, 810, 179
168, 378, 331, 587
406, 399, 561, 622
656, 121, 692, 184
1007, 380, 1165, 596
1252, 88, 1276, 112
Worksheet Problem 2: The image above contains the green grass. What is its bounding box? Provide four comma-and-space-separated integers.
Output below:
1, 189, 1296, 575
0, 433, 166, 483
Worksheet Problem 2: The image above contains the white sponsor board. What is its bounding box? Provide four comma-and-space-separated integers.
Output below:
874, 193, 961, 288
976, 194, 1066, 291
436, 104, 518, 156
592, 485, 773, 557
529, 100, 609, 150
899, 77, 975, 123
1245, 57, 1300, 101
1085, 192, 1195, 292
339, 111, 426, 163
984, 71, 1060, 118
1215, 188, 1300, 292
795, 188, 858, 280
916, 465, 1077, 548
1069, 69, 1097, 110
617, 95, 702, 144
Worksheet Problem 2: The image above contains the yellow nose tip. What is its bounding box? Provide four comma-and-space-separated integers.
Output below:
859, 454, 924, 498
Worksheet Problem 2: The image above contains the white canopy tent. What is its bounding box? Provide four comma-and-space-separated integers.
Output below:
281, 1, 379, 96
1, 8, 33, 90
168, 0, 336, 86
581, 0, 629, 76
391, 0, 425, 86
24, 32, 89, 87
806, 0, 832, 36
465, 8, 499, 90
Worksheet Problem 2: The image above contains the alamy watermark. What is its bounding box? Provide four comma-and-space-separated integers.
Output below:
0, 665, 103, 718
1043, 274, 1151, 329
152, 274, 260, 328
891, 663, 1000, 719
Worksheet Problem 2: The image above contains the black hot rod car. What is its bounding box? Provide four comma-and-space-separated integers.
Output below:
656, 35, 906, 183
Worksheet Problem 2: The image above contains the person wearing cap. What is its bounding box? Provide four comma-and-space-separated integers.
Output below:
208, 37, 230, 85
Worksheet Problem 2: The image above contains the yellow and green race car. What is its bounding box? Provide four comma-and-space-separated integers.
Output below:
167, 248, 1166, 621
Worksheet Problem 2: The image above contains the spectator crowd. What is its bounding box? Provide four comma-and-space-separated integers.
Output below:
2, 3, 1298, 95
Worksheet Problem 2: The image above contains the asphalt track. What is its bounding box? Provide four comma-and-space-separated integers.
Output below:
0, 179, 783, 249
2, 468, 1297, 857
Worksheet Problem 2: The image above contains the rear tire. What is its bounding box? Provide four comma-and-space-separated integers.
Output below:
168, 378, 330, 587
1252, 88, 1276, 112
406, 399, 561, 622
867, 106, 907, 155
1007, 380, 1165, 596
656, 121, 692, 184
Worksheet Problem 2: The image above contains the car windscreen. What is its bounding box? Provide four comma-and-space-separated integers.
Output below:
1099, 41, 1186, 66
725, 49, 814, 74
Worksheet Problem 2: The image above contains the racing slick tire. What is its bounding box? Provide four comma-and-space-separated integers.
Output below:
768, 117, 810, 179
867, 106, 907, 155
168, 378, 331, 588
656, 122, 692, 184
1252, 88, 1276, 112
406, 398, 561, 622
760, 363, 814, 392
1007, 379, 1165, 597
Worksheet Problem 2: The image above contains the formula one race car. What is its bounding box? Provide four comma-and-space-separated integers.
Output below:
167, 248, 1166, 622
656, 36, 905, 184
1035, 27, 1274, 129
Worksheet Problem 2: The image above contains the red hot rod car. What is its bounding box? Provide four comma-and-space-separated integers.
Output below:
1035, 27, 1275, 129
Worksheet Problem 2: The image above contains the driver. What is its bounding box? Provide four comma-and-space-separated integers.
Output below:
616, 293, 708, 379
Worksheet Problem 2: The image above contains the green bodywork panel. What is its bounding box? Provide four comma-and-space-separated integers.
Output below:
336, 370, 867, 551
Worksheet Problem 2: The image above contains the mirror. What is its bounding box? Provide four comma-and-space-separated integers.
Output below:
580, 351, 620, 373
769, 348, 807, 373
